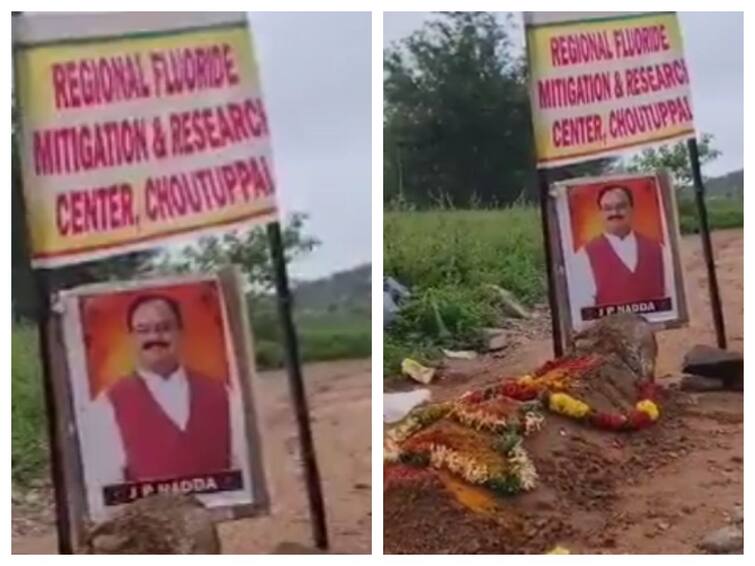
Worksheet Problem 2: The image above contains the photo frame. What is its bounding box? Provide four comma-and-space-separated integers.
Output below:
546, 170, 689, 349
49, 267, 270, 547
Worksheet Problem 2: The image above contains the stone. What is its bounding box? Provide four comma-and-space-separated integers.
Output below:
699, 525, 743, 554
484, 284, 531, 319
680, 374, 725, 392
682, 345, 743, 391
485, 330, 509, 352
572, 313, 657, 378
82, 494, 219, 554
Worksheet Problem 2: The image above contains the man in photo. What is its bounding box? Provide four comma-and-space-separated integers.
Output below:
86, 294, 241, 484
570, 184, 672, 312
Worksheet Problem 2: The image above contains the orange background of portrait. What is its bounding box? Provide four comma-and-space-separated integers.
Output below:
80, 281, 231, 400
567, 176, 665, 252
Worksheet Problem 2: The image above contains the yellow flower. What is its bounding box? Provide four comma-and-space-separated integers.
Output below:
519, 374, 535, 386
549, 392, 590, 419
636, 399, 660, 421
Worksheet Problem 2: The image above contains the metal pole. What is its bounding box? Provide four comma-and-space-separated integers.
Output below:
266, 222, 329, 550
537, 169, 564, 357
687, 138, 727, 349
33, 270, 74, 554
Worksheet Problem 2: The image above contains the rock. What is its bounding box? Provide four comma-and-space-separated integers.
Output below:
732, 508, 743, 525
572, 313, 657, 378
731, 455, 743, 463
682, 345, 743, 391
484, 284, 531, 319
401, 358, 435, 385
680, 374, 725, 392
82, 494, 219, 554
699, 525, 743, 554
441, 349, 477, 360
657, 521, 670, 531
485, 329, 508, 352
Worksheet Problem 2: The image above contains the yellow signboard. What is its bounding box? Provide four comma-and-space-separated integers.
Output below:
14, 13, 278, 267
524, 12, 696, 168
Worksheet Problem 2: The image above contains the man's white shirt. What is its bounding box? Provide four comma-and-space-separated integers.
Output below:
569, 230, 672, 318
84, 366, 246, 488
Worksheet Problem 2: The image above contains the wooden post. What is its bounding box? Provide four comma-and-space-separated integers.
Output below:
266, 222, 329, 550
687, 138, 727, 349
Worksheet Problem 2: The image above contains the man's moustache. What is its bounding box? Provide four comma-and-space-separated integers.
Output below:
143, 341, 169, 350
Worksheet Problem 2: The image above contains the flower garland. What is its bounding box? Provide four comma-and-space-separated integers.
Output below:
451, 394, 544, 436
544, 380, 662, 431
397, 420, 539, 494
384, 402, 453, 462
495, 356, 663, 432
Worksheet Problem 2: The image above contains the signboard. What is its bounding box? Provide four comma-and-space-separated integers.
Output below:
547, 171, 688, 338
57, 271, 269, 524
13, 12, 278, 267
525, 12, 696, 168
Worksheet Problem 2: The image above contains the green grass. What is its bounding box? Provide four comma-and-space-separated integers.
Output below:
251, 305, 371, 369
11, 324, 48, 485
678, 197, 744, 235
385, 207, 546, 305
384, 197, 743, 379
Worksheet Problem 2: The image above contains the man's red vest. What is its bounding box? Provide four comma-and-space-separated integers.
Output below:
584, 232, 664, 306
108, 370, 230, 481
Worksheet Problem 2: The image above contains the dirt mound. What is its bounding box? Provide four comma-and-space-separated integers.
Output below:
384, 467, 572, 554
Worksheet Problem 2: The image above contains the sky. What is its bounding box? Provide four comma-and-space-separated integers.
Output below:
248, 12, 371, 281
383, 12, 744, 177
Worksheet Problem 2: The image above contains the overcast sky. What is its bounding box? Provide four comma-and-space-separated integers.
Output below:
384, 12, 744, 177
248, 12, 371, 281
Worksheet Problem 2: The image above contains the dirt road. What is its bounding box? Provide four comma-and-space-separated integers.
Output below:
385, 229, 743, 554
12, 358, 372, 554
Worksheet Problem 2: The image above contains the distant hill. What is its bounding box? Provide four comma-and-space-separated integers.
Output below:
292, 263, 371, 314
705, 169, 743, 199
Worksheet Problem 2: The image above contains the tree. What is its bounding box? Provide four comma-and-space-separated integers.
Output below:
626, 133, 721, 189
158, 212, 320, 296
384, 12, 614, 208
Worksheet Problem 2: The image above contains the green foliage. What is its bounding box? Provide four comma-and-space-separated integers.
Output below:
626, 133, 721, 189
384, 206, 545, 378
384, 12, 614, 208
11, 325, 47, 484
390, 285, 496, 350
385, 207, 545, 304
158, 213, 320, 293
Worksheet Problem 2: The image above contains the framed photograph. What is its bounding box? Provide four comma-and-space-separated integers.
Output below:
547, 171, 689, 345
54, 269, 270, 528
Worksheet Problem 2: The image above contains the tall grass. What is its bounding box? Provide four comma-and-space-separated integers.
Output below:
385, 207, 546, 305
11, 324, 47, 485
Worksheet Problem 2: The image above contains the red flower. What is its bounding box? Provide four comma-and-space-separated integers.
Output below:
627, 409, 654, 430
590, 412, 627, 431
499, 382, 538, 401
